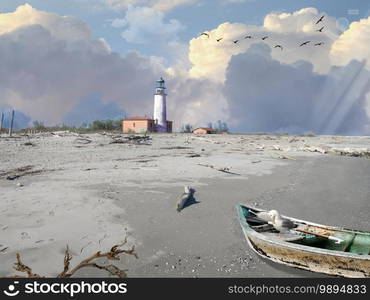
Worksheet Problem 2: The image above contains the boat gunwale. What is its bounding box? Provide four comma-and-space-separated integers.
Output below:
236, 204, 370, 261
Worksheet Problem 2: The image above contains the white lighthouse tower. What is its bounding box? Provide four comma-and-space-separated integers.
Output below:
153, 77, 168, 132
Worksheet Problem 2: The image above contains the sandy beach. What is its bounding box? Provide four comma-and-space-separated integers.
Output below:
1, 132, 370, 277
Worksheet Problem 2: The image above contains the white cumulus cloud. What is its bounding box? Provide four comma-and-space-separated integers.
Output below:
188, 8, 340, 83
112, 5, 184, 44
0, 4, 91, 41
330, 16, 370, 68
0, 4, 221, 130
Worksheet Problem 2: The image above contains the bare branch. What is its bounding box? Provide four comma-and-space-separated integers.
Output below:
12, 253, 43, 278
5, 239, 137, 278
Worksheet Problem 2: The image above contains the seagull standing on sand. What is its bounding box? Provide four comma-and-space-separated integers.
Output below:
268, 210, 297, 233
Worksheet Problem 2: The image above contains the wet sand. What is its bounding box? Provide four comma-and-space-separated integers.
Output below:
106, 155, 370, 278
0, 133, 369, 277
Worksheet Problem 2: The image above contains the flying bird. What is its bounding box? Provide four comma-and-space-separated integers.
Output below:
315, 15, 325, 25
315, 42, 324, 46
216, 38, 223, 42
233, 40, 239, 44
274, 45, 283, 50
199, 32, 209, 38
261, 36, 269, 40
316, 26, 324, 32
300, 41, 311, 47
244, 35, 252, 39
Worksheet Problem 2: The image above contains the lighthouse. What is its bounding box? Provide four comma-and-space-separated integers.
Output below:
122, 77, 172, 133
153, 77, 172, 132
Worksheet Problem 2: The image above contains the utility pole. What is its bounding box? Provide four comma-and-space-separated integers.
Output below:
8, 110, 14, 137
0, 111, 4, 133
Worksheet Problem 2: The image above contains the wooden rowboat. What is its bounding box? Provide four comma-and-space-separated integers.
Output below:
236, 204, 370, 277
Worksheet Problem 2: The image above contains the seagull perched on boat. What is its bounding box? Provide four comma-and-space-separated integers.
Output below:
268, 210, 297, 233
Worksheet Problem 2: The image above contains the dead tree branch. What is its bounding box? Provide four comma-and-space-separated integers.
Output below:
5, 239, 137, 278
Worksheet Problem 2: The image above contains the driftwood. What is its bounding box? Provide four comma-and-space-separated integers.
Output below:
187, 153, 201, 158
177, 186, 195, 212
252, 143, 370, 159
73, 138, 92, 144
6, 238, 137, 278
196, 163, 241, 175
0, 166, 54, 180
160, 146, 191, 150
110, 135, 151, 145
251, 160, 262, 164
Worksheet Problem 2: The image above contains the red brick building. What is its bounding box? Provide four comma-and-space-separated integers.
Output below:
122, 117, 172, 133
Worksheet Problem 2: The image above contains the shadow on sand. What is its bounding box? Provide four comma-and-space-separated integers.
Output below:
181, 189, 201, 211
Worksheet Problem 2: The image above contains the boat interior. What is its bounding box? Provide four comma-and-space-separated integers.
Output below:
242, 206, 370, 255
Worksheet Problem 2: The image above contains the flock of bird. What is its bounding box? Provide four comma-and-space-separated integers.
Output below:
199, 15, 326, 51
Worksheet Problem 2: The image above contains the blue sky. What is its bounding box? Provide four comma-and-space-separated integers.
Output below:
1, 0, 368, 58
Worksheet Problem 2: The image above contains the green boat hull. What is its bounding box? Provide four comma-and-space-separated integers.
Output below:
237, 204, 370, 278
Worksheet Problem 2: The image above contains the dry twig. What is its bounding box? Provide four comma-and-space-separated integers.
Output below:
10, 253, 43, 278
57, 238, 137, 278
5, 239, 137, 278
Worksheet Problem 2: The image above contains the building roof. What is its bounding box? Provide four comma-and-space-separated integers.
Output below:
123, 117, 154, 121
193, 127, 215, 132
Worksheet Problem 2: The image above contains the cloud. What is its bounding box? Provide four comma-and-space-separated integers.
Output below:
2, 5, 370, 135
0, 5, 165, 125
0, 4, 91, 41
112, 5, 184, 44
188, 8, 340, 83
167, 74, 228, 126
63, 94, 125, 126
223, 44, 370, 135
0, 4, 221, 130
96, 0, 195, 12
330, 16, 370, 67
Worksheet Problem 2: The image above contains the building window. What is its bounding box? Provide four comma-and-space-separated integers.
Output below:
133, 122, 135, 127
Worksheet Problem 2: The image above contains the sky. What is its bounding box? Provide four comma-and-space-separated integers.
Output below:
0, 0, 370, 134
